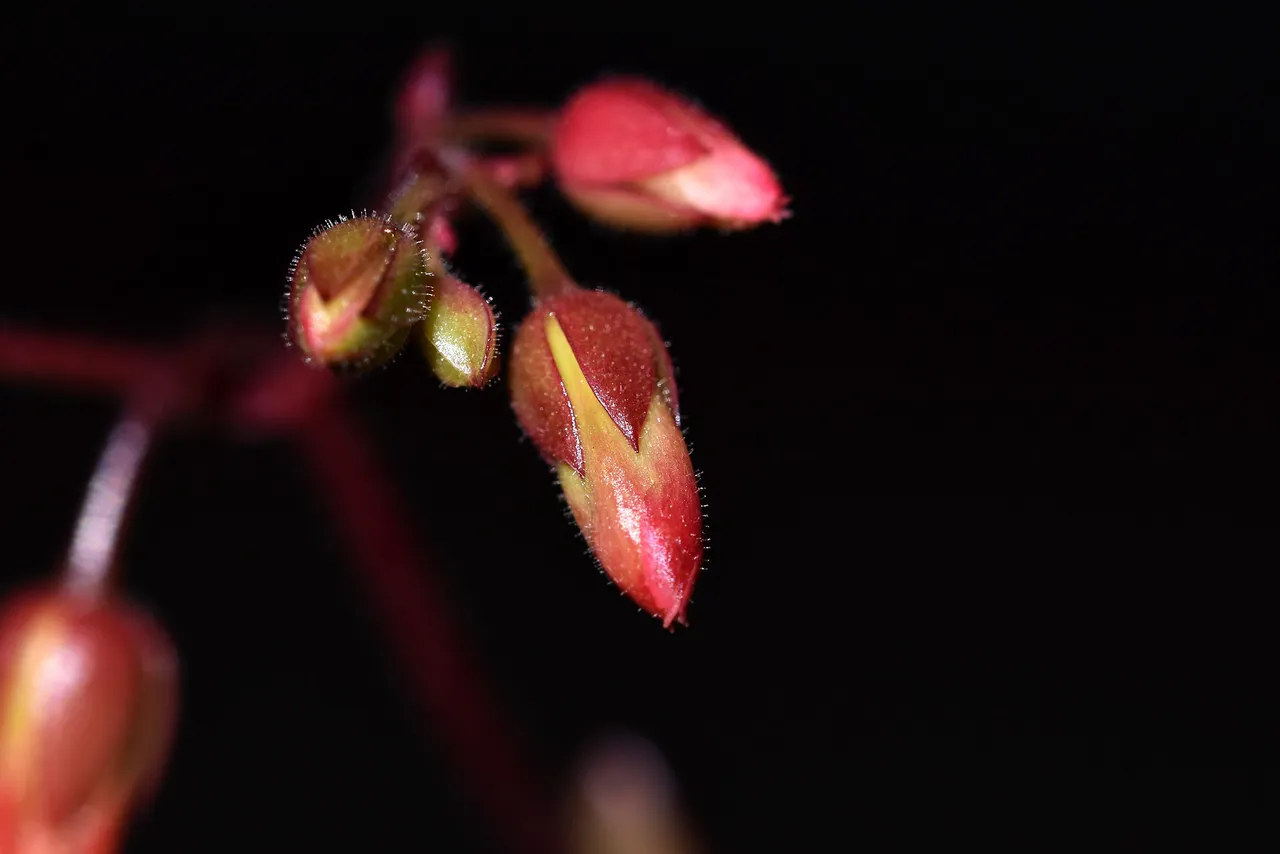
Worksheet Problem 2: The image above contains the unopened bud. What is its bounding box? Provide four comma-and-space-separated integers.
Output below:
394, 45, 453, 141
286, 214, 430, 371
567, 734, 699, 854
509, 289, 702, 626
419, 270, 500, 388
0, 588, 177, 853
552, 78, 787, 232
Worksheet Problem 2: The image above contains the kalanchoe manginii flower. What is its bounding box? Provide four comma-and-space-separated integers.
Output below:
286, 214, 430, 371
509, 289, 702, 627
0, 588, 177, 854
419, 268, 500, 388
551, 77, 788, 233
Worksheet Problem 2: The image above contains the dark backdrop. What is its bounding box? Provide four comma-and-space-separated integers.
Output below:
2, 10, 1276, 851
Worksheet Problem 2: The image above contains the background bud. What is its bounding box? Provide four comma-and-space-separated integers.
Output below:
552, 78, 787, 232
419, 270, 500, 388
286, 215, 430, 371
394, 45, 453, 141
566, 734, 700, 854
0, 588, 177, 853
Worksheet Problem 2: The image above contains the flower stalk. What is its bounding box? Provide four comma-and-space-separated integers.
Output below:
446, 152, 576, 299
63, 414, 155, 600
442, 108, 557, 147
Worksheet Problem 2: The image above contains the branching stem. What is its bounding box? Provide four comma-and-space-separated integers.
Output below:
440, 149, 578, 300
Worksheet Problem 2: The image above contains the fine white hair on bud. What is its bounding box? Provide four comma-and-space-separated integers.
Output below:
285, 212, 431, 372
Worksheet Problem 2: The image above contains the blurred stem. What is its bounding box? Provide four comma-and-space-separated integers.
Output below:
445, 150, 577, 300
384, 167, 451, 227
0, 324, 160, 394
443, 108, 556, 146
296, 401, 556, 854
63, 412, 156, 598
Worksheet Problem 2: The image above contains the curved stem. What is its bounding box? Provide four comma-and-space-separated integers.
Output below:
63, 412, 156, 598
442, 108, 556, 147
384, 167, 451, 227
443, 151, 577, 300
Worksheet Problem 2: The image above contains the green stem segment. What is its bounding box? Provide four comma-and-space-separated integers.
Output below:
386, 169, 450, 227
456, 160, 578, 300
63, 412, 156, 598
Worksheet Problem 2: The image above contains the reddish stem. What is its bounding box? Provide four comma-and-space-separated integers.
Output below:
2, 322, 553, 852
442, 108, 557, 146
477, 151, 548, 190
0, 325, 159, 394
440, 150, 578, 300
295, 402, 555, 854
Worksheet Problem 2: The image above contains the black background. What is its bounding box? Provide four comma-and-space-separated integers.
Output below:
2, 9, 1276, 851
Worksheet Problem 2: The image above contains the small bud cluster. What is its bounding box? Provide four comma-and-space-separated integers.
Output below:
0, 43, 789, 852
283, 47, 789, 625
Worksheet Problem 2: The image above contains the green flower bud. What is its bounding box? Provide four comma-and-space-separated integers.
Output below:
286, 214, 430, 371
419, 270, 500, 388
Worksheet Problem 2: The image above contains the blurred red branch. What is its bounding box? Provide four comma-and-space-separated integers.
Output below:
0, 324, 158, 395
0, 321, 554, 854
298, 405, 555, 854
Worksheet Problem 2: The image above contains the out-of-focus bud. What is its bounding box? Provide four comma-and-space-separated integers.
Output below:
566, 734, 700, 854
425, 214, 459, 257
551, 77, 787, 233
394, 45, 453, 140
0, 588, 177, 854
418, 269, 500, 388
286, 214, 430, 371
509, 289, 702, 627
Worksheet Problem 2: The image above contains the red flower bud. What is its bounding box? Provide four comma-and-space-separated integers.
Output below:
394, 45, 453, 141
418, 270, 500, 388
0, 588, 177, 854
551, 78, 787, 232
286, 214, 430, 371
509, 289, 701, 627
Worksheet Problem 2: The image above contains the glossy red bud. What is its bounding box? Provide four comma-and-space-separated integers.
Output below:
552, 78, 788, 232
509, 289, 702, 626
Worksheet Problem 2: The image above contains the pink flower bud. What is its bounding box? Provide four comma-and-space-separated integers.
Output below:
286, 214, 430, 371
551, 78, 788, 232
418, 270, 500, 388
0, 588, 177, 854
509, 289, 701, 626
394, 45, 453, 141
